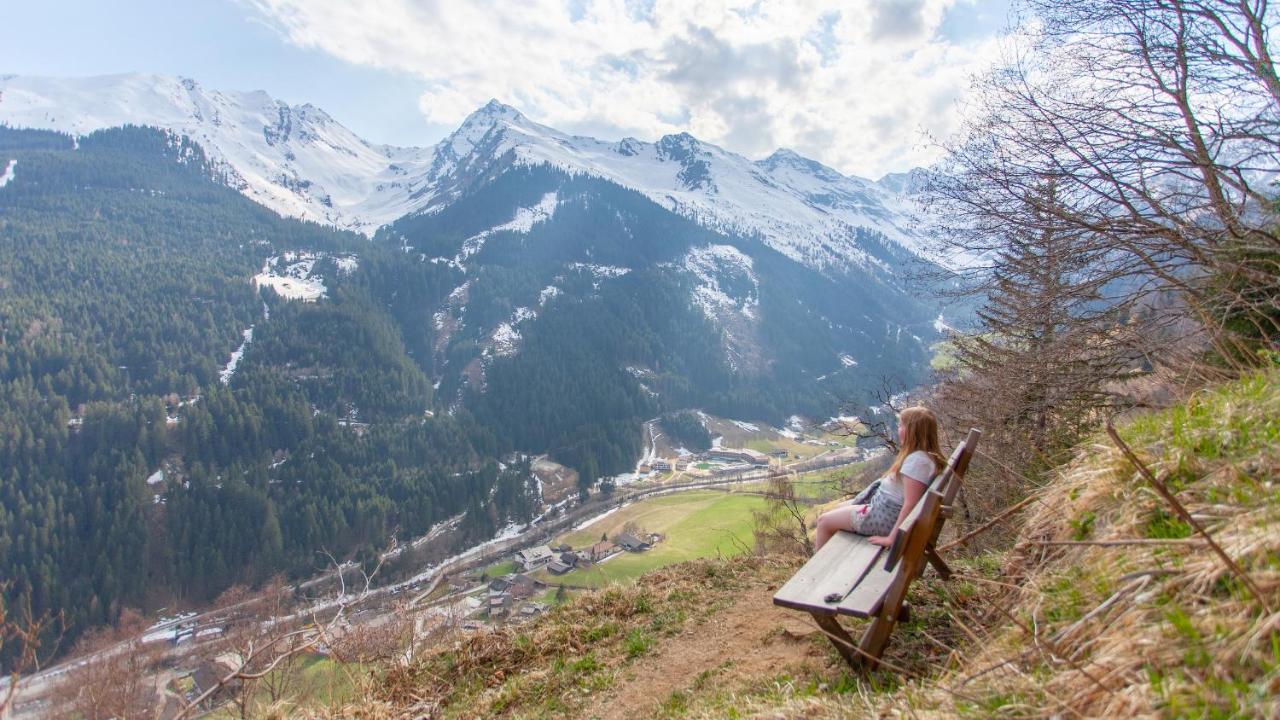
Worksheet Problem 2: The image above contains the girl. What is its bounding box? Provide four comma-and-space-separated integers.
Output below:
813, 406, 945, 550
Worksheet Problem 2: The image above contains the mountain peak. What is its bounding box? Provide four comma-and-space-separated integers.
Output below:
469, 98, 527, 124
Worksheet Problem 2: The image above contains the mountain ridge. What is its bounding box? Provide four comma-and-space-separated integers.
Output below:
0, 72, 934, 272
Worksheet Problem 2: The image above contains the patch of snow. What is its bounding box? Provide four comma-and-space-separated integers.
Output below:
538, 284, 561, 306
934, 313, 952, 333
219, 324, 254, 384
0, 159, 15, 188
730, 420, 760, 432
839, 354, 857, 367
333, 255, 359, 275
253, 253, 327, 301
683, 244, 759, 322
146, 469, 165, 486
489, 322, 521, 357
567, 262, 630, 278
454, 192, 558, 267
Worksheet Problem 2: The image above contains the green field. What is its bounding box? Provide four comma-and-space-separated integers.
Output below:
530, 491, 768, 588
478, 559, 518, 578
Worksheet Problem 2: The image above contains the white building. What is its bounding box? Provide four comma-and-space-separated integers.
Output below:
514, 546, 554, 570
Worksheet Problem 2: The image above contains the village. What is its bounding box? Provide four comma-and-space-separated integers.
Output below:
464, 528, 661, 623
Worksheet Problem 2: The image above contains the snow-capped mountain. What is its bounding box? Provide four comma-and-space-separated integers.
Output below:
414, 99, 933, 273
0, 73, 435, 234
0, 73, 933, 272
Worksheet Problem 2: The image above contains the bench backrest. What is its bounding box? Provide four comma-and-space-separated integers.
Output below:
882, 428, 981, 572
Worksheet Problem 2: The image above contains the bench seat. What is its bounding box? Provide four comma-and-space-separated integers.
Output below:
772, 531, 891, 618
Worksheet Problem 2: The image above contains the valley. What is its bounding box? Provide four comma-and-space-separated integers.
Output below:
0, 73, 945, 694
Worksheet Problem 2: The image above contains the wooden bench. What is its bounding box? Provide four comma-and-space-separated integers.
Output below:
772, 428, 981, 669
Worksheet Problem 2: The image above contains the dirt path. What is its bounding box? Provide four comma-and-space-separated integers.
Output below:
584, 577, 831, 719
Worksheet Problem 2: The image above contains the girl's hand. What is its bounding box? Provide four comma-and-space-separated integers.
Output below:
868, 535, 894, 547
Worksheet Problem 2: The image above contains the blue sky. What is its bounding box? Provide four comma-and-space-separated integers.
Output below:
7, 0, 1013, 176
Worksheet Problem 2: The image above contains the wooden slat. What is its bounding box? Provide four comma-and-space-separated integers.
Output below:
941, 429, 981, 506
773, 532, 883, 613
836, 563, 901, 618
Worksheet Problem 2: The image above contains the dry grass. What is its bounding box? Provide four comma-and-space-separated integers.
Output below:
310, 549, 1000, 719
348, 557, 790, 718
886, 367, 1280, 718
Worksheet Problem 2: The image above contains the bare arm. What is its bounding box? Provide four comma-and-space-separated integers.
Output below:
867, 475, 928, 547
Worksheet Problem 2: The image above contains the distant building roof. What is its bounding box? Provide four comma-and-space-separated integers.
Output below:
515, 546, 554, 565
614, 533, 650, 551
547, 561, 572, 574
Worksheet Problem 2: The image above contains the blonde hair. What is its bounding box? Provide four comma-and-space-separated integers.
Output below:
889, 406, 945, 480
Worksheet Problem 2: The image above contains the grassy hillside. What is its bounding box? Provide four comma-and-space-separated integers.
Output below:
325, 367, 1279, 718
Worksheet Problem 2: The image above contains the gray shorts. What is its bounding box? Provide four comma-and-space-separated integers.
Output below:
850, 496, 902, 537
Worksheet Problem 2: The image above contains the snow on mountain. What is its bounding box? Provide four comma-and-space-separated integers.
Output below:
414, 101, 936, 274
0, 73, 434, 234
683, 244, 759, 321
0, 158, 15, 188
453, 191, 559, 268
0, 73, 937, 272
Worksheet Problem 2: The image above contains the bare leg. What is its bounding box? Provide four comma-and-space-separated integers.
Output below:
814, 504, 861, 551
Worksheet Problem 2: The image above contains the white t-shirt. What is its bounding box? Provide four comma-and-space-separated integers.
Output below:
877, 451, 938, 504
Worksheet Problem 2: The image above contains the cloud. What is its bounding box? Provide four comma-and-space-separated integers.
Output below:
243, 0, 1002, 178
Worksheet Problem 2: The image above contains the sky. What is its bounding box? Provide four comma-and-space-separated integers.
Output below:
5, 0, 1013, 179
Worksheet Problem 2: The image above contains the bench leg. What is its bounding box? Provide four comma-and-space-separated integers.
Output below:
809, 612, 859, 668
925, 547, 952, 580
856, 612, 897, 670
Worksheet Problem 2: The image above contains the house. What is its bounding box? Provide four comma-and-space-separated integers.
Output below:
507, 574, 541, 600
614, 533, 651, 552
489, 592, 511, 617
652, 460, 672, 472
589, 541, 618, 561
768, 449, 789, 458
488, 577, 511, 593
515, 546, 554, 570
521, 602, 548, 617
547, 560, 573, 575
558, 551, 578, 567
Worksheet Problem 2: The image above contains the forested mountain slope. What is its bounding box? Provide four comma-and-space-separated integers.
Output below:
0, 126, 533, 665
382, 163, 943, 485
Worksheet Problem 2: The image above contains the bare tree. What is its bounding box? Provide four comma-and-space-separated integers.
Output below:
172, 544, 393, 719
0, 591, 61, 718
752, 471, 815, 557
53, 609, 163, 720
919, 0, 1280, 537
929, 0, 1280, 361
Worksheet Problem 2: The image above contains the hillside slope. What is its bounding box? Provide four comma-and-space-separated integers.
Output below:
347, 366, 1280, 718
